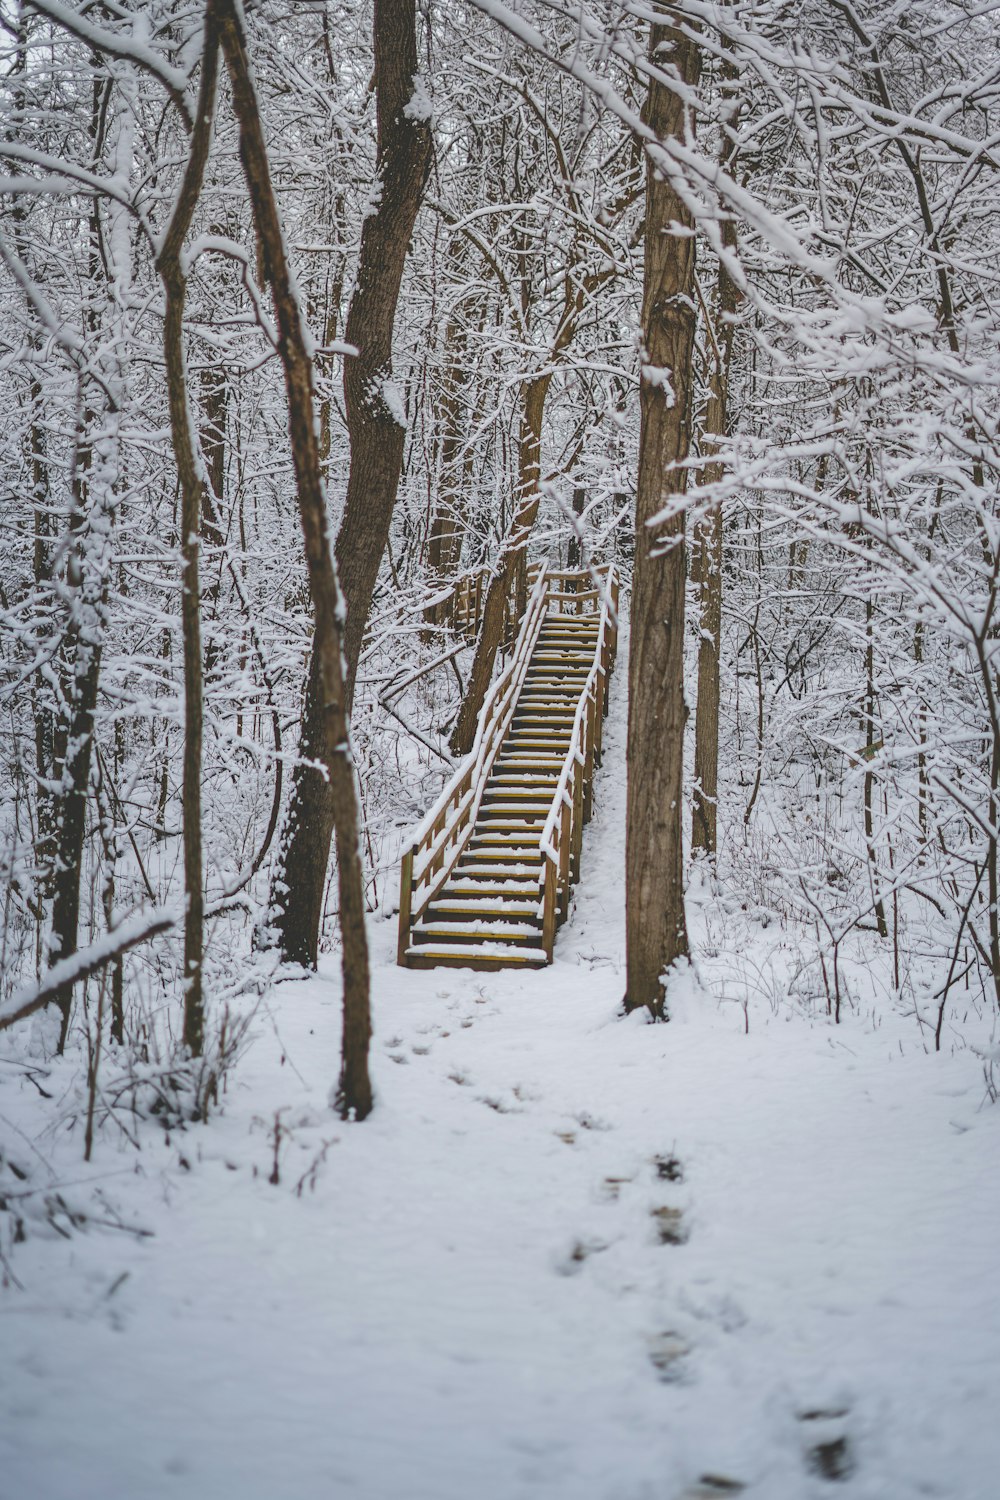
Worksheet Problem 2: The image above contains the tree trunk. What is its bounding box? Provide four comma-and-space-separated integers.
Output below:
267, 0, 431, 969
691, 57, 740, 859
47, 66, 113, 1051
425, 288, 474, 624
155, 16, 221, 1059
217, 0, 373, 1117
624, 21, 700, 1018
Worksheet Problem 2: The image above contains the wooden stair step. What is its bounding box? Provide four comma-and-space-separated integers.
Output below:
476, 808, 550, 822
490, 776, 561, 787
514, 707, 577, 718
492, 758, 564, 770
475, 820, 548, 834
404, 945, 548, 970
477, 808, 549, 821
470, 846, 542, 858
481, 787, 554, 801
501, 742, 571, 755
458, 864, 542, 882
446, 878, 541, 895
412, 921, 541, 944
427, 900, 540, 920
466, 844, 540, 860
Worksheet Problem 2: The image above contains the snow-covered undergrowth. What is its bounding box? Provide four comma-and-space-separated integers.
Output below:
1, 655, 998, 1500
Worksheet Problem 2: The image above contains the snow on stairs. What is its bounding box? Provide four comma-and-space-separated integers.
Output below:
398, 567, 619, 971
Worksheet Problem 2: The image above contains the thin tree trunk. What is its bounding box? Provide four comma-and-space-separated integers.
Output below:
624, 20, 700, 1018
689, 344, 732, 854
425, 290, 473, 623
267, 0, 431, 970
217, 0, 373, 1117
155, 12, 221, 1058
691, 61, 740, 860
48, 66, 113, 1051
863, 595, 888, 936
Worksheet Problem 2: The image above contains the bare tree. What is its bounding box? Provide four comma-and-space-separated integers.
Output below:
155, 9, 221, 1058
216, 0, 373, 1117
267, 0, 432, 969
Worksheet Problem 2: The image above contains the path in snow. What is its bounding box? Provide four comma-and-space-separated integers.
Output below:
1, 649, 998, 1500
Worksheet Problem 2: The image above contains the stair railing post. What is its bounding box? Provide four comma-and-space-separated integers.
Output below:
559, 796, 571, 919
583, 687, 596, 821
397, 846, 415, 967
542, 855, 557, 959
571, 761, 584, 882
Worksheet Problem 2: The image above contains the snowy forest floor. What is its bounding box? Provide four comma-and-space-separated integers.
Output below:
2, 650, 999, 1500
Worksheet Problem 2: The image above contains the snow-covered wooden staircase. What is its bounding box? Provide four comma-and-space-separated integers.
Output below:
398, 565, 618, 970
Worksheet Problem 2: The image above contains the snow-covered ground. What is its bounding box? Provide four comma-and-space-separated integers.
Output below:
2, 662, 998, 1500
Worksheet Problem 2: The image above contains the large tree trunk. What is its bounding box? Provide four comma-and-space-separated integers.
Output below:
217, 0, 373, 1117
623, 21, 700, 1018
267, 0, 431, 969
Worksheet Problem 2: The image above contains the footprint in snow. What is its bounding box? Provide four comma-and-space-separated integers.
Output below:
650, 1204, 689, 1245
798, 1408, 855, 1482
478, 1094, 523, 1114
646, 1328, 691, 1382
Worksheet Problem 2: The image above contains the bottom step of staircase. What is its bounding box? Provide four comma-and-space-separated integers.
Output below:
404, 942, 548, 971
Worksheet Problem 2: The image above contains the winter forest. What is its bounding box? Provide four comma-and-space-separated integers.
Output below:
1, 0, 998, 1496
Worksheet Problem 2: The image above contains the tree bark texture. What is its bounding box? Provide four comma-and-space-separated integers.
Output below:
267, 0, 431, 970
624, 21, 700, 1017
217, 0, 373, 1118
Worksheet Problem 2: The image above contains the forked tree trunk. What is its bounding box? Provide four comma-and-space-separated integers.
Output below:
267, 0, 431, 969
624, 20, 700, 1018
217, 0, 373, 1117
